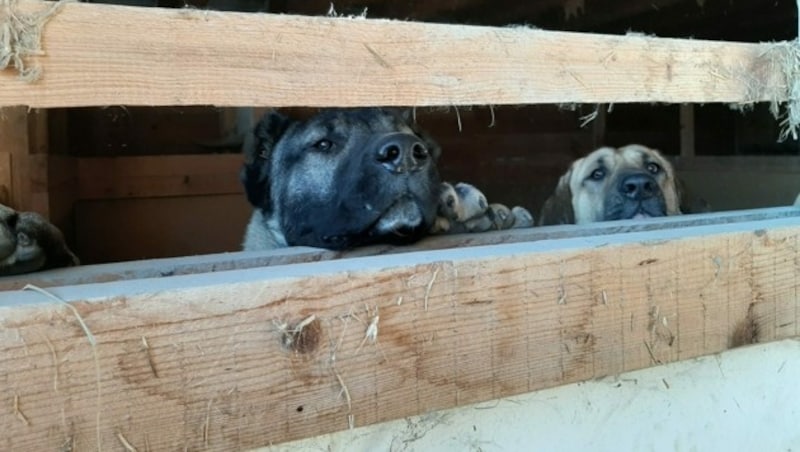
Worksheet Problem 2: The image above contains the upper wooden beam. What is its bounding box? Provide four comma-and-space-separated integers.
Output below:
0, 1, 788, 108
1, 215, 799, 450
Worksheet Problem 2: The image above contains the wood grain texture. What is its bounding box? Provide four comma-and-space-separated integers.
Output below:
0, 108, 33, 211
0, 216, 798, 450
77, 154, 243, 200
0, 1, 788, 108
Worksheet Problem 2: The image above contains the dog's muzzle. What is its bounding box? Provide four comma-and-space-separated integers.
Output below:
372, 197, 425, 237
613, 172, 665, 219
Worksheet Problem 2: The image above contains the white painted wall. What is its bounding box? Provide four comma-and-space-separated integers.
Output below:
264, 340, 800, 452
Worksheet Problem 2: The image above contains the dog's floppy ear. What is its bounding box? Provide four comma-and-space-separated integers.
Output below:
538, 173, 576, 225
240, 110, 293, 209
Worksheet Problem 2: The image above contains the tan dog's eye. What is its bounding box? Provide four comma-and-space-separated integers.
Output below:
646, 162, 661, 174
589, 169, 605, 180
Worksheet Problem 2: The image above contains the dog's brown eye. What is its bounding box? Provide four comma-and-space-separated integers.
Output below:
646, 162, 661, 174
313, 139, 333, 152
590, 169, 605, 180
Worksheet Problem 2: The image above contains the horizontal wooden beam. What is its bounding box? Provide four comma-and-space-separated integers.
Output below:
0, 1, 788, 108
1, 206, 798, 290
0, 206, 800, 291
76, 154, 243, 200
1, 215, 798, 449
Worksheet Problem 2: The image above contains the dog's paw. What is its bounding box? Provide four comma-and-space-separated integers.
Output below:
429, 216, 452, 234
464, 204, 534, 233
437, 182, 489, 223
432, 181, 534, 235
510, 206, 534, 228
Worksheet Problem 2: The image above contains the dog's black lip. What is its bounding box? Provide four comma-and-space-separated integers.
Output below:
319, 196, 424, 247
365, 196, 419, 234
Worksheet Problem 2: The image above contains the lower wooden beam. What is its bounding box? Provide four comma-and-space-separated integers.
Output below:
1, 206, 798, 290
0, 215, 798, 450
265, 339, 800, 451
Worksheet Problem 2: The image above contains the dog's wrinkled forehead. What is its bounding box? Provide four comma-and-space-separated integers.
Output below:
289, 108, 415, 143
573, 144, 670, 180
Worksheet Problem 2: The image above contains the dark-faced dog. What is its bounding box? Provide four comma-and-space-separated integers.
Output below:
241, 108, 535, 250
241, 108, 442, 250
0, 204, 79, 276
538, 144, 683, 225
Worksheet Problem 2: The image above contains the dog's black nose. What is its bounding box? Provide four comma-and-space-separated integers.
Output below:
619, 174, 657, 200
374, 133, 429, 173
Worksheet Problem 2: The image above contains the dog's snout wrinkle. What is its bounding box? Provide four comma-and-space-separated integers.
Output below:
620, 173, 657, 200
375, 133, 429, 173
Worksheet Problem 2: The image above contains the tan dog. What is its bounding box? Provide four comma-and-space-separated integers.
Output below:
539, 144, 683, 225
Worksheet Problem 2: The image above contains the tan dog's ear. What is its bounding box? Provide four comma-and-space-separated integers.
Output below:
538, 175, 575, 225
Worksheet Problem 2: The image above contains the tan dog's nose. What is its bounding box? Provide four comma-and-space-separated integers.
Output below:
620, 174, 657, 200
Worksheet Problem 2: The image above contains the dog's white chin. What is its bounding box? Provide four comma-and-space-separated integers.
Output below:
374, 199, 423, 235
631, 212, 651, 220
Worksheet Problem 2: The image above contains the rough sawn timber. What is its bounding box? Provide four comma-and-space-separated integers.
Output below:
0, 217, 798, 450
0, 1, 788, 108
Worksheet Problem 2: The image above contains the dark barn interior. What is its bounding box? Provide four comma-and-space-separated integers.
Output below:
54, 0, 800, 263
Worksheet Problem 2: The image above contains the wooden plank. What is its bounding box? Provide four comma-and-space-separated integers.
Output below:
0, 107, 33, 211
0, 108, 55, 216
76, 154, 243, 200
1, 205, 798, 290
671, 157, 800, 211
0, 216, 797, 450
591, 104, 607, 148
26, 109, 67, 222
0, 152, 12, 206
73, 194, 252, 264
261, 340, 800, 452
0, 1, 788, 108
40, 154, 78, 242
679, 104, 695, 157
